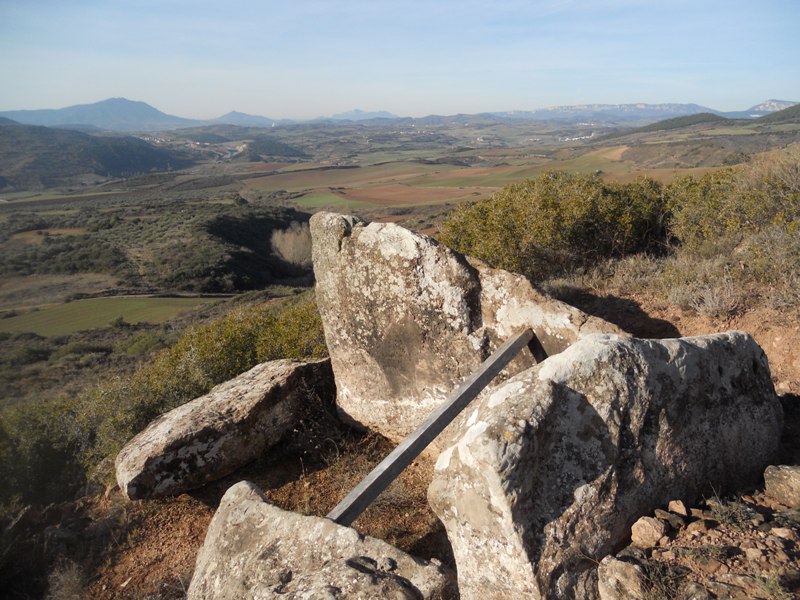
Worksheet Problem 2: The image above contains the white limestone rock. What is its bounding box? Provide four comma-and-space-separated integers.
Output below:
187, 481, 453, 600
764, 464, 800, 508
428, 332, 782, 600
115, 359, 333, 500
309, 212, 620, 446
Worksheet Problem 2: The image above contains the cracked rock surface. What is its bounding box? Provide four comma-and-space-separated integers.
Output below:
428, 332, 782, 599
115, 359, 333, 500
310, 212, 619, 447
187, 481, 454, 600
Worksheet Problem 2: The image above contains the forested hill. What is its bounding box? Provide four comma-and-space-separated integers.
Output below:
0, 123, 192, 190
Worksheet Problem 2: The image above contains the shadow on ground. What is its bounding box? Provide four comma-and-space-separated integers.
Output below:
552, 286, 681, 339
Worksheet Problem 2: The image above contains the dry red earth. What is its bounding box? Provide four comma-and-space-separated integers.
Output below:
80, 295, 800, 598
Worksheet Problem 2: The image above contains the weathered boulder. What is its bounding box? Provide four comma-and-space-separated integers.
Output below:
310, 212, 619, 445
187, 481, 453, 599
427, 332, 782, 600
764, 465, 800, 508
115, 359, 333, 500
596, 556, 646, 600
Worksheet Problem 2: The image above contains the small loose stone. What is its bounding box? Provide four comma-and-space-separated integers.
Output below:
655, 508, 686, 530
765, 465, 800, 508
775, 549, 790, 562
668, 500, 689, 517
765, 536, 783, 549
696, 558, 723, 574
631, 516, 668, 548
745, 547, 764, 561
687, 519, 712, 534
771, 527, 797, 540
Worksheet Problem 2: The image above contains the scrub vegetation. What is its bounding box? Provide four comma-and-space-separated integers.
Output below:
440, 144, 800, 316
0, 292, 326, 516
1, 106, 799, 597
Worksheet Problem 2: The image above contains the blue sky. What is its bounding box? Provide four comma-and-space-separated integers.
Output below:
1, 0, 798, 119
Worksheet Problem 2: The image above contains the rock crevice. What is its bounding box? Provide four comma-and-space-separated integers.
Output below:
310, 211, 621, 446
428, 332, 782, 599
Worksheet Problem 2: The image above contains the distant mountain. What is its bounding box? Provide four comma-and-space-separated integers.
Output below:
748, 99, 798, 113
0, 116, 18, 125
0, 121, 192, 190
3, 97, 797, 132
211, 111, 277, 127
755, 103, 800, 124
720, 99, 799, 119
326, 109, 399, 121
488, 103, 718, 123
0, 98, 202, 132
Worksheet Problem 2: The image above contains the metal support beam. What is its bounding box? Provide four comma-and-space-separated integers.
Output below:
327, 328, 535, 526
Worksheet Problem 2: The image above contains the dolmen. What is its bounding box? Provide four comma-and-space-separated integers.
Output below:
118, 212, 781, 599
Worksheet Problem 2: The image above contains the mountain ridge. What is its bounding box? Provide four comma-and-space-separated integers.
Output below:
0, 98, 202, 132
1, 97, 798, 132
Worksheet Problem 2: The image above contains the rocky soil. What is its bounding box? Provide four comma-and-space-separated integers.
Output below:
607, 491, 800, 599
11, 292, 800, 599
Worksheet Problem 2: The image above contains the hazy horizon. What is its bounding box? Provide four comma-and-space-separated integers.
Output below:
1, 0, 799, 120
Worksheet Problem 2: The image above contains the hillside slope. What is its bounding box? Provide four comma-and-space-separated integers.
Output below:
756, 103, 800, 124
0, 123, 193, 190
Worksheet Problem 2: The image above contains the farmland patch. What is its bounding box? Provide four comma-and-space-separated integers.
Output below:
0, 296, 222, 336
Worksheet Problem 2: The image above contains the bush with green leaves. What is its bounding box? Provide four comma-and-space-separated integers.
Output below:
80, 292, 327, 474
660, 144, 800, 311
439, 170, 668, 280
666, 144, 800, 252
0, 292, 327, 513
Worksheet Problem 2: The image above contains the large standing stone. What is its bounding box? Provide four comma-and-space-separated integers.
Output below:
428, 332, 782, 600
309, 212, 619, 445
187, 481, 454, 599
115, 359, 333, 500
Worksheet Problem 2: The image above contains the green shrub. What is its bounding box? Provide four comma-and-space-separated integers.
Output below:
115, 330, 169, 356
665, 168, 738, 253
0, 292, 328, 509
80, 292, 327, 476
662, 144, 800, 312
667, 144, 800, 252
439, 171, 668, 280
0, 396, 89, 510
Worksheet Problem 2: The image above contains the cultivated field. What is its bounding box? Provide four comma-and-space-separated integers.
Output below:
0, 296, 222, 336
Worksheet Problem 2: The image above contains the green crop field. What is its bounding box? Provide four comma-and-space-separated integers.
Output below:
410, 164, 529, 188
705, 128, 757, 136
0, 296, 222, 336
357, 150, 443, 164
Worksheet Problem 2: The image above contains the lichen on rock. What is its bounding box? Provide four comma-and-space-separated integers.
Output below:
309, 212, 621, 447
428, 332, 782, 599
